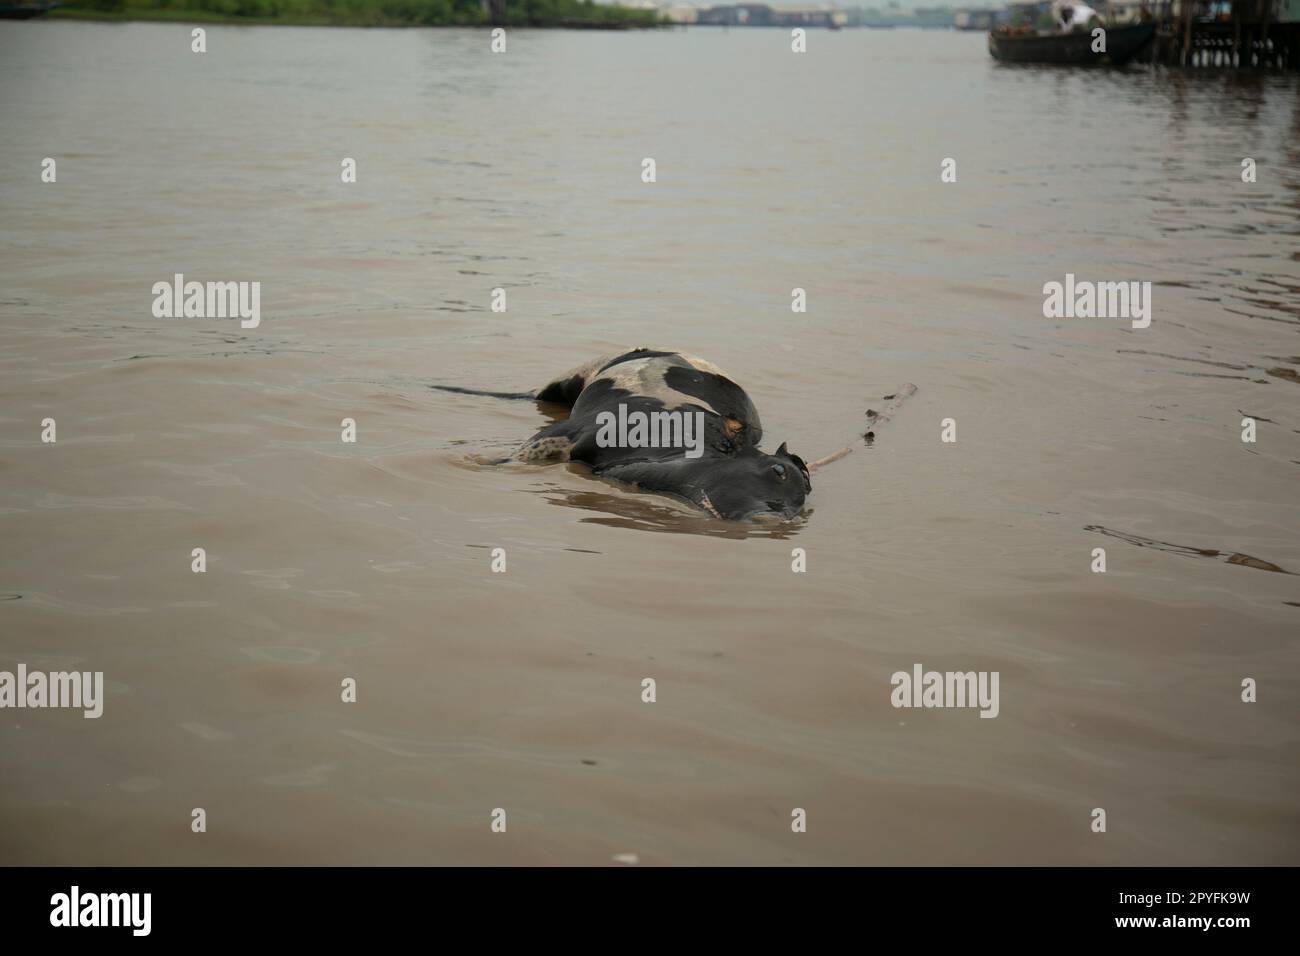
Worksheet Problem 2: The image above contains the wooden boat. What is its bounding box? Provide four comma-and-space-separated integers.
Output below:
0, 1, 59, 17
988, 22, 1156, 65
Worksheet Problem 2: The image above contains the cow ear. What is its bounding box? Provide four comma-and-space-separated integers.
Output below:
789, 454, 811, 491
777, 442, 789, 456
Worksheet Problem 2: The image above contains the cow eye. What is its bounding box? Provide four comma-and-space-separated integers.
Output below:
771, 464, 786, 478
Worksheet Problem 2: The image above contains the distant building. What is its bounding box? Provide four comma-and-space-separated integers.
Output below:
769, 2, 842, 25
658, 3, 701, 22
696, 3, 771, 25
954, 7, 999, 28
852, 5, 962, 27
913, 5, 956, 24
695, 3, 842, 26
692, 3, 1104, 30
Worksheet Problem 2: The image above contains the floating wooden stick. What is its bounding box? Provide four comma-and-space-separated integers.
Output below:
806, 383, 917, 473
808, 447, 852, 472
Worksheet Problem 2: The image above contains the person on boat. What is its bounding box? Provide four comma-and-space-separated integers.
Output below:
1053, 1, 1101, 32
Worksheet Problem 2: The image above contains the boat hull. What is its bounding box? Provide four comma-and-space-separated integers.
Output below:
988, 23, 1155, 65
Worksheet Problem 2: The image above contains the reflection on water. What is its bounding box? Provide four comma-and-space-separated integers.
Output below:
535, 484, 808, 540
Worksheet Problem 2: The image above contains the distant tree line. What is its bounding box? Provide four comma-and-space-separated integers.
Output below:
63, 0, 664, 28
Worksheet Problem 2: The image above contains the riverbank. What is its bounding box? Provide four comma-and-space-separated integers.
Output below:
45, 1, 665, 30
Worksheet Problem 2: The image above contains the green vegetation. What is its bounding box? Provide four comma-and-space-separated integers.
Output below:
50, 0, 666, 29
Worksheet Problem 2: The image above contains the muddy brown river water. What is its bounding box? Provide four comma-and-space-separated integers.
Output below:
1, 22, 1297, 864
